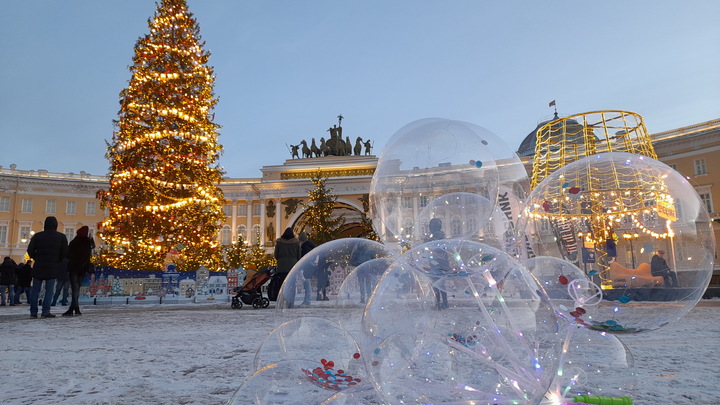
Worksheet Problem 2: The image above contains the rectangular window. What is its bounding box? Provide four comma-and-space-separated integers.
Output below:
418, 195, 429, 208
0, 197, 9, 212
238, 204, 247, 216
19, 226, 31, 243
669, 163, 678, 171
21, 199, 33, 213
86, 201, 96, 215
402, 196, 413, 209
64, 227, 76, 241
699, 193, 713, 214
66, 201, 76, 215
46, 200, 57, 214
694, 159, 707, 175
253, 203, 261, 216
0, 225, 8, 244
221, 226, 231, 245
223, 205, 232, 217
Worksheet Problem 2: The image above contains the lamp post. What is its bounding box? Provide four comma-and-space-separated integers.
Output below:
623, 232, 639, 268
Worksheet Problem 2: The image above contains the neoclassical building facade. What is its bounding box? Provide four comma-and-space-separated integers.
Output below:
1, 118, 718, 292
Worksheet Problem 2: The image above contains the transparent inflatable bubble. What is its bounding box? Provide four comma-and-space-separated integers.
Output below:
410, 192, 495, 246
517, 152, 715, 333
276, 238, 394, 315
253, 317, 367, 386
546, 326, 636, 403
369, 118, 501, 247
362, 240, 562, 404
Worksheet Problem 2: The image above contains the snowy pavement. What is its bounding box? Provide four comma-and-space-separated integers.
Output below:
1, 299, 719, 404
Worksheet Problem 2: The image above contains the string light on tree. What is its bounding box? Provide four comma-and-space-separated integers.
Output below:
98, 0, 225, 272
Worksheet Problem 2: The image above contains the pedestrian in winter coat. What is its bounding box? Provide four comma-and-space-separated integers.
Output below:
299, 232, 316, 306
27, 216, 69, 318
14, 261, 32, 304
274, 227, 301, 307
64, 226, 94, 317
0, 256, 18, 306
51, 259, 70, 306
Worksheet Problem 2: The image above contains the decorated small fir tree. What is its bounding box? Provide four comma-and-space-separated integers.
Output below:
301, 170, 344, 245
98, 0, 225, 271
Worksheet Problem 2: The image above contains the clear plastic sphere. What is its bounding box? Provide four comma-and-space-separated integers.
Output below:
410, 192, 495, 246
362, 240, 562, 404
517, 152, 715, 333
369, 118, 502, 247
546, 326, 636, 403
276, 238, 395, 314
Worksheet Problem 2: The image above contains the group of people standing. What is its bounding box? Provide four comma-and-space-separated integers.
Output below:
0, 216, 95, 318
271, 227, 330, 307
0, 257, 31, 306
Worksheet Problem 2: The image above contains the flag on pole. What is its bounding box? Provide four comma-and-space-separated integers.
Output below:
549, 100, 556, 107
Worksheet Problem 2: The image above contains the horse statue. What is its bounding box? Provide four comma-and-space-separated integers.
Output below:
310, 138, 321, 158
345, 136, 352, 156
300, 140, 312, 158
319, 137, 328, 157
354, 137, 363, 156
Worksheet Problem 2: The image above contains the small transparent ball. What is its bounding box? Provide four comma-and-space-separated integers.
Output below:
517, 152, 715, 333
369, 118, 502, 247
276, 238, 394, 315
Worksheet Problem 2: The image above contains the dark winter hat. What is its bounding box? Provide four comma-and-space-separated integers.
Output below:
657, 249, 665, 255
77, 226, 89, 238
281, 227, 295, 240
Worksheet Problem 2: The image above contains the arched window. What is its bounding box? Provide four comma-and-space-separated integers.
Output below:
237, 225, 247, 242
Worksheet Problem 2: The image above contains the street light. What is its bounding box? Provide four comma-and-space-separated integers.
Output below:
623, 232, 639, 268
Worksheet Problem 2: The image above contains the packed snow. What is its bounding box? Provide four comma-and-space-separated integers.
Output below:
1, 298, 719, 404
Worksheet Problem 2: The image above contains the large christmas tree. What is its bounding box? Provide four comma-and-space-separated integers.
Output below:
98, 0, 225, 271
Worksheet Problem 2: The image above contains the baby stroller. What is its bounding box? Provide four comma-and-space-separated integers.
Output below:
231, 266, 275, 309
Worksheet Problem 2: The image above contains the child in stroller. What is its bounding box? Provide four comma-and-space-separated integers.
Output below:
231, 266, 275, 309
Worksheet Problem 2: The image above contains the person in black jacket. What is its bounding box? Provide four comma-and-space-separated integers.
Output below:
13, 260, 32, 304
0, 256, 18, 306
64, 226, 94, 316
650, 249, 679, 288
27, 216, 69, 318
274, 228, 301, 307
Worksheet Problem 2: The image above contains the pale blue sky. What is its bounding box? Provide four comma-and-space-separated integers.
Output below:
1, 1, 718, 178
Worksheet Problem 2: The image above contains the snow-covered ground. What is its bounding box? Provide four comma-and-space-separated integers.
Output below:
1, 298, 719, 405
